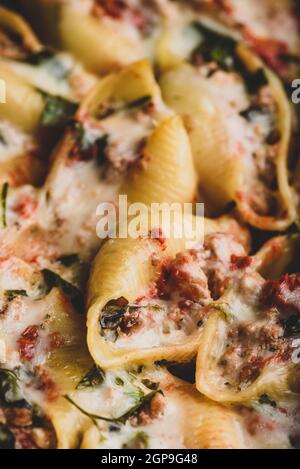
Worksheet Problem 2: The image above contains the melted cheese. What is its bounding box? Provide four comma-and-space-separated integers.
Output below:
0, 120, 34, 162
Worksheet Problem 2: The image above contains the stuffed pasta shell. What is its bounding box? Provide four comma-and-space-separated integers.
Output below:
87, 208, 250, 368
160, 22, 296, 230
196, 234, 300, 405
0, 6, 96, 187
0, 6, 96, 134
19, 0, 180, 75
0, 247, 246, 450
179, 0, 300, 81
38, 59, 196, 261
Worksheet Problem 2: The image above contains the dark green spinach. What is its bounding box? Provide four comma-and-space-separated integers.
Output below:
76, 366, 105, 390
42, 269, 84, 314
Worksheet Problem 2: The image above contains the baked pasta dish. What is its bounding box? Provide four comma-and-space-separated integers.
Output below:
0, 0, 300, 450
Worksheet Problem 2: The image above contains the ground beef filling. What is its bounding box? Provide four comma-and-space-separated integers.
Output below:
0, 405, 56, 449
218, 274, 300, 388
100, 234, 249, 341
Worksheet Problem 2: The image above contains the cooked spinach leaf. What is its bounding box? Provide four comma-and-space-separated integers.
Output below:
76, 366, 105, 390
240, 105, 271, 122
0, 423, 15, 449
42, 269, 84, 313
0, 368, 28, 407
100, 297, 129, 330
40, 93, 78, 126
25, 48, 55, 65
127, 95, 152, 110
72, 121, 94, 151
192, 22, 236, 71
245, 68, 268, 94
64, 389, 160, 426
72, 121, 109, 164
279, 53, 300, 65
4, 290, 28, 301
258, 394, 277, 408
122, 431, 149, 449
283, 314, 300, 337
97, 95, 152, 119
115, 377, 124, 386
25, 49, 70, 79
192, 22, 268, 94
1, 182, 9, 228
57, 253, 79, 267
95, 135, 109, 167
141, 379, 159, 390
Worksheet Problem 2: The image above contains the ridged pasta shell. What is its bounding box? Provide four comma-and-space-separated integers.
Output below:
196, 312, 295, 404
0, 63, 44, 133
122, 115, 197, 205
160, 64, 243, 206
59, 5, 144, 75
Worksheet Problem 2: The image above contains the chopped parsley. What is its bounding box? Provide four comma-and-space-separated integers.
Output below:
64, 389, 160, 426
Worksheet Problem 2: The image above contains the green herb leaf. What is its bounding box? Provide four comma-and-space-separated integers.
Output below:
97, 95, 152, 119
192, 22, 236, 71
211, 302, 233, 322
124, 387, 145, 405
192, 22, 268, 94
72, 121, 109, 164
127, 95, 152, 109
1, 182, 9, 228
42, 269, 84, 313
25, 49, 70, 79
64, 389, 161, 426
57, 253, 80, 267
283, 315, 300, 337
25, 48, 55, 65
4, 290, 28, 302
277, 53, 300, 65
122, 431, 149, 449
76, 366, 105, 390
245, 68, 268, 94
141, 379, 159, 391
100, 297, 129, 330
116, 390, 161, 424
0, 423, 15, 449
72, 121, 94, 151
115, 377, 124, 386
95, 135, 109, 167
40, 93, 78, 127
258, 394, 277, 408
0, 368, 27, 406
